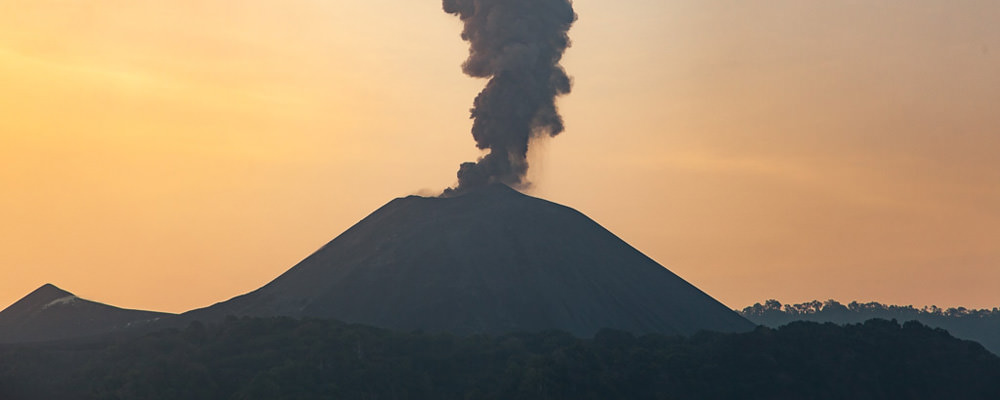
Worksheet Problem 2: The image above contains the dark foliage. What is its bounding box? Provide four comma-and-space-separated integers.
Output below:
740, 299, 1000, 355
1, 317, 998, 399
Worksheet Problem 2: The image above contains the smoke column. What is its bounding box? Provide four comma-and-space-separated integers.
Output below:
442, 0, 576, 196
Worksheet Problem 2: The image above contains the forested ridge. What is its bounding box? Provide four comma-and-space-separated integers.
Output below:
740, 299, 1000, 354
1, 316, 998, 399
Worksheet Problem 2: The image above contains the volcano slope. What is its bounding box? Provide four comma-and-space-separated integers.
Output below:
185, 184, 753, 336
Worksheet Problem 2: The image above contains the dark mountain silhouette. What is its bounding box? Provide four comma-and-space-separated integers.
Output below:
0, 284, 170, 343
183, 184, 753, 336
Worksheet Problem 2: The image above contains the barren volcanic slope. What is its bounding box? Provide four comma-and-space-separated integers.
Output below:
0, 284, 170, 343
186, 184, 753, 336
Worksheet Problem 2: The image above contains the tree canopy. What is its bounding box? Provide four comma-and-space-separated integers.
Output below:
740, 299, 1000, 355
1, 316, 999, 399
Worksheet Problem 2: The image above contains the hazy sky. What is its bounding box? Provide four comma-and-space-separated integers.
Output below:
1, 0, 998, 313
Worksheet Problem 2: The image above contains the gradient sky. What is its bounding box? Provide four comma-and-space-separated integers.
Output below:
1, 0, 998, 313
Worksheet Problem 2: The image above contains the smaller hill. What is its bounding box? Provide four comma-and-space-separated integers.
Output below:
740, 299, 1000, 355
0, 284, 171, 343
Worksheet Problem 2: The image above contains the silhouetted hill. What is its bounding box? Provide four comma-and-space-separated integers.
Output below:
740, 299, 1000, 355
0, 284, 170, 343
183, 183, 752, 336
1, 317, 997, 399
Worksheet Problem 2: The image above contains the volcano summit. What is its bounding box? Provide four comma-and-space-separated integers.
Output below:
186, 184, 752, 336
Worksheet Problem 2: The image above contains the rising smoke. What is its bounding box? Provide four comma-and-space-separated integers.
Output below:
441, 0, 576, 196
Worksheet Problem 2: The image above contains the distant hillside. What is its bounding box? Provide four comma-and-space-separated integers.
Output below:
0, 317, 997, 399
0, 284, 171, 343
740, 299, 1000, 354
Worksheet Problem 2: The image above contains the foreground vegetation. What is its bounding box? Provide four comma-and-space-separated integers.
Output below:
741, 299, 1000, 354
1, 317, 999, 399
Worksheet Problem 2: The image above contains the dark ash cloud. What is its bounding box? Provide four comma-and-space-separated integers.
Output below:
441, 0, 576, 196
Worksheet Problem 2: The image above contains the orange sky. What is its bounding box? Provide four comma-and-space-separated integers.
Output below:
1, 0, 998, 313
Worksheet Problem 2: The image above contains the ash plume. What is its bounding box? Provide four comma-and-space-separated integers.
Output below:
442, 0, 576, 196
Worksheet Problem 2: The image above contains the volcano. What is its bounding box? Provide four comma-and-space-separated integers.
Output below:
186, 184, 752, 336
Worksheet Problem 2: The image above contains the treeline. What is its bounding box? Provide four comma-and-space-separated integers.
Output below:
740, 299, 1000, 354
1, 317, 999, 399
